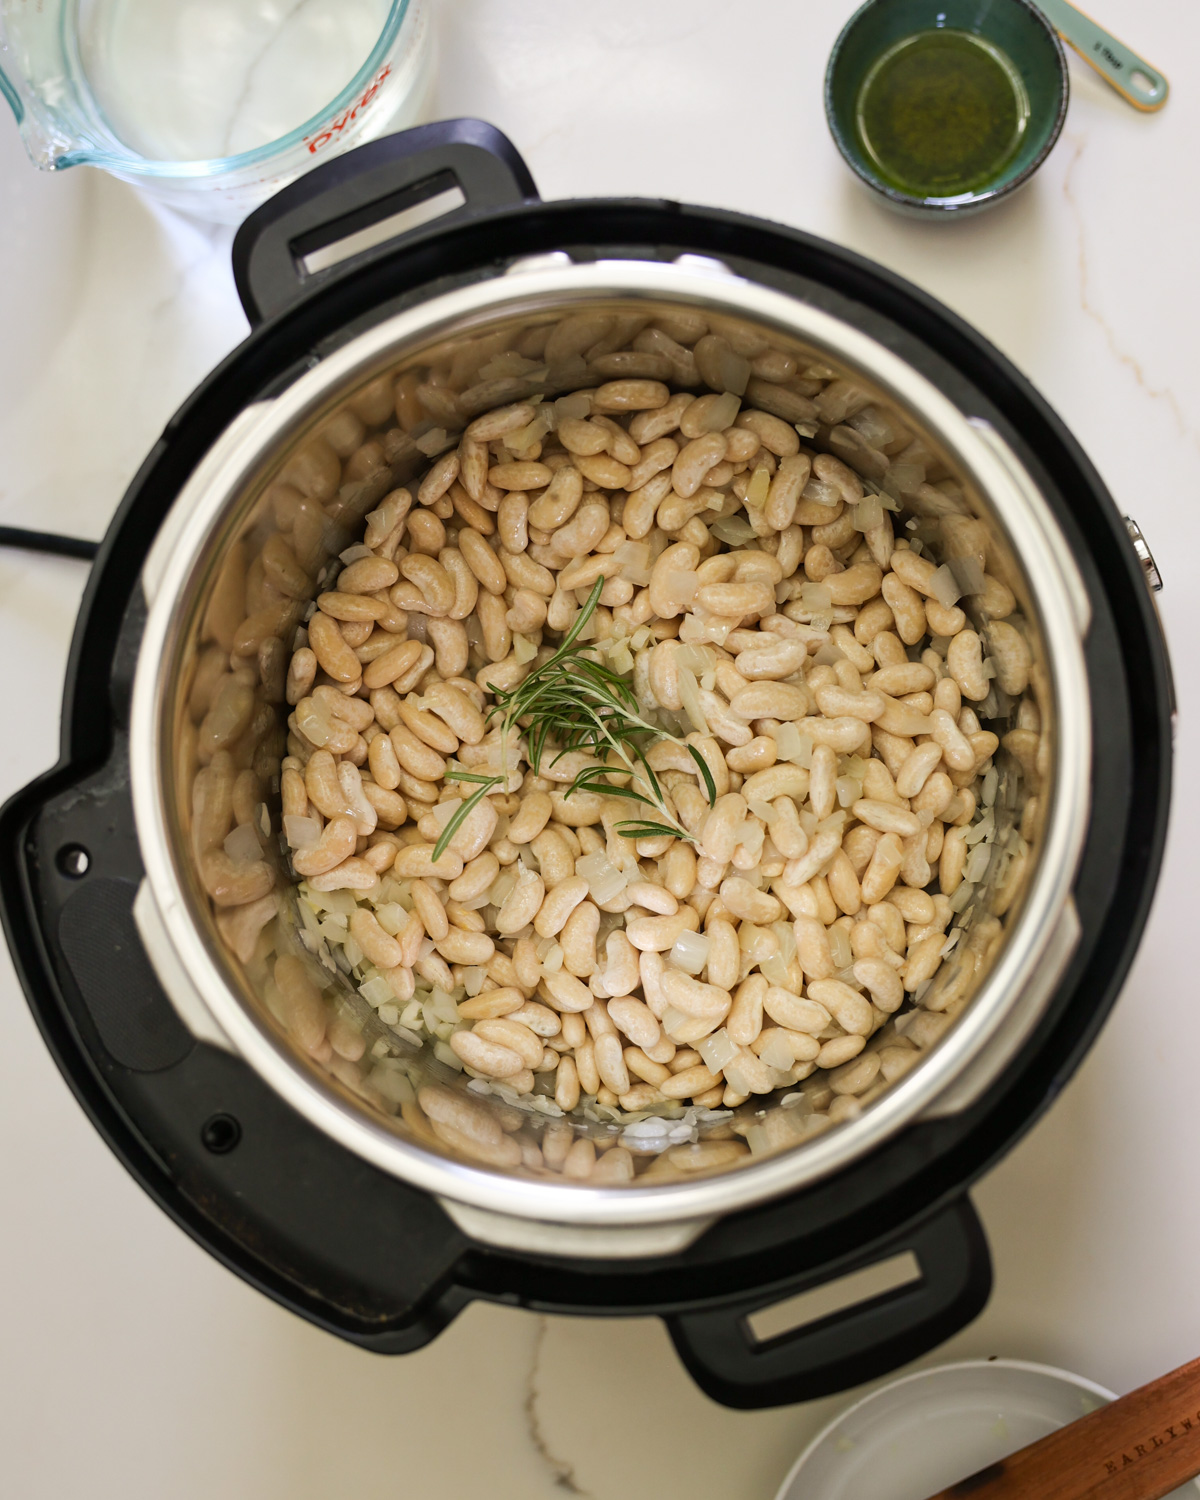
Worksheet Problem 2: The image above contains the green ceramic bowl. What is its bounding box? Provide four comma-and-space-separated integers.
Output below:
826, 0, 1069, 215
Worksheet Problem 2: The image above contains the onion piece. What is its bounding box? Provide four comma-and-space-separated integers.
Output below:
223, 822, 263, 863
827, 924, 853, 969
660, 570, 699, 612
283, 815, 321, 851
338, 543, 374, 565
697, 1028, 738, 1073
711, 515, 757, 545
745, 466, 771, 508
948, 554, 987, 595
852, 496, 884, 532
415, 426, 451, 456
929, 564, 963, 608
670, 929, 710, 976
613, 540, 653, 586
358, 975, 395, 1007
675, 644, 711, 676
677, 667, 710, 735
757, 1031, 796, 1072
576, 851, 629, 904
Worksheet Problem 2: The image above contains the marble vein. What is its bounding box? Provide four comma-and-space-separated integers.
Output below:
1061, 133, 1197, 451
525, 1318, 598, 1497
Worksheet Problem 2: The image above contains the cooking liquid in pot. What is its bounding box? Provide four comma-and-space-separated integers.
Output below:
854, 29, 1030, 200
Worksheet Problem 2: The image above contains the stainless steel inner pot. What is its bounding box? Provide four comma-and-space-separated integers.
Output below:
129, 256, 1091, 1258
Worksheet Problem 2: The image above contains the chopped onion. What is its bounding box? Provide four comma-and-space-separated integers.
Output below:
852, 496, 884, 532
828, 924, 853, 969
339, 543, 374, 565
613, 540, 653, 586
489, 869, 517, 909
737, 819, 765, 859
223, 822, 263, 863
679, 606, 734, 646
701, 392, 742, 432
835, 775, 862, 808
758, 1031, 796, 1072
675, 644, 711, 676
950, 881, 975, 914
711, 515, 757, 545
940, 929, 963, 960
555, 392, 591, 421
965, 843, 993, 884
374, 902, 405, 935
512, 632, 538, 664
697, 1028, 738, 1073
801, 478, 841, 507
929, 564, 963, 608
681, 669, 708, 738
660, 570, 699, 612
506, 414, 549, 452
773, 721, 814, 768
963, 808, 995, 846
576, 851, 629, 904
759, 950, 791, 986
948, 554, 987, 595
433, 1039, 464, 1071
359, 975, 395, 1008
747, 797, 776, 823
745, 466, 771, 508
670, 930, 710, 976
283, 814, 321, 851
415, 426, 450, 456
799, 581, 832, 614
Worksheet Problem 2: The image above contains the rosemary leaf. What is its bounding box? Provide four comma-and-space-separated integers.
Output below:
687, 744, 718, 808
614, 821, 681, 841
432, 777, 500, 862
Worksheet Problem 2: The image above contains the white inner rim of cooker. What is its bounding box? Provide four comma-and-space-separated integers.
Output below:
131, 257, 1093, 1231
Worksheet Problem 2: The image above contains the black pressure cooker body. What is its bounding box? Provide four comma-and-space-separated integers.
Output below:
0, 121, 1171, 1409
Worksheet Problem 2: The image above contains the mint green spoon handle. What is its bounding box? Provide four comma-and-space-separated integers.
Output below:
1035, 0, 1169, 110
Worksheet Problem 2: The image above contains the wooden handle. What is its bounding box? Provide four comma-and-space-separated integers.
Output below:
925, 1355, 1200, 1500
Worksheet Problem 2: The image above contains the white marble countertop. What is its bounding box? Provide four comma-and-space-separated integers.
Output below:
1, 2, 1197, 1495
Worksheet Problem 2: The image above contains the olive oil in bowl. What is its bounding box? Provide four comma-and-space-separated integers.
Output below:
854, 29, 1031, 200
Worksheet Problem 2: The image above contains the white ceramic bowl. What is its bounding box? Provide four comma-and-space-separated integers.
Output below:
775, 1359, 1200, 1500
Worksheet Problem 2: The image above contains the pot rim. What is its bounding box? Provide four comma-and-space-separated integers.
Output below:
130, 254, 1092, 1230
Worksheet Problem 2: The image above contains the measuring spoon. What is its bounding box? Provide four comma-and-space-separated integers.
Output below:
1035, 0, 1169, 111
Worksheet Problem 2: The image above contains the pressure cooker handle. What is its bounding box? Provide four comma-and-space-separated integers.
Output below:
231, 118, 539, 326
664, 1197, 992, 1409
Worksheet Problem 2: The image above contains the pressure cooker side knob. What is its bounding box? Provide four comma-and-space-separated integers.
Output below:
1124, 516, 1163, 592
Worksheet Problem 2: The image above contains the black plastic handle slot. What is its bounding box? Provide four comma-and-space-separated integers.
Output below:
665, 1197, 991, 1409
232, 117, 539, 326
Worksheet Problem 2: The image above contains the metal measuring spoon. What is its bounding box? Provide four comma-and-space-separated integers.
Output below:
1035, 0, 1169, 111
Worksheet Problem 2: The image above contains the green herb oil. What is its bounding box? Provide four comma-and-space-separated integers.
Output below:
855, 28, 1030, 199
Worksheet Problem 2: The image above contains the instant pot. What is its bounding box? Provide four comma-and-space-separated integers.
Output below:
0, 119, 1172, 1409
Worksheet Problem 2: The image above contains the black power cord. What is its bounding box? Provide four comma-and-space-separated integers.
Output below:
0, 526, 99, 562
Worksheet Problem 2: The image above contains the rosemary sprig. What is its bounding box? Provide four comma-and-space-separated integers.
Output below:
431, 769, 502, 861
431, 576, 716, 861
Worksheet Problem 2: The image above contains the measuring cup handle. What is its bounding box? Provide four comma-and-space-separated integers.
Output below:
231, 118, 539, 325
664, 1197, 992, 1409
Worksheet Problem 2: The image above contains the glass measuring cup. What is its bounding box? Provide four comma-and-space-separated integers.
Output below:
0, 0, 435, 222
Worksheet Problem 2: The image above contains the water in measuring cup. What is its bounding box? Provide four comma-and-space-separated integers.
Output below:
78, 0, 394, 162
